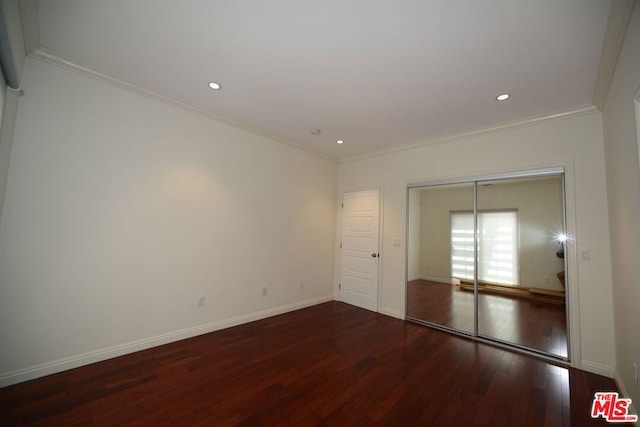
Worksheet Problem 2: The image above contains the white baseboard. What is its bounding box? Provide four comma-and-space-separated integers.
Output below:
581, 360, 615, 378
408, 275, 452, 284
425, 276, 453, 284
0, 295, 333, 388
379, 307, 403, 319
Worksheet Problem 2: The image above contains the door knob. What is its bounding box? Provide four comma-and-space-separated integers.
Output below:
372, 253, 379, 258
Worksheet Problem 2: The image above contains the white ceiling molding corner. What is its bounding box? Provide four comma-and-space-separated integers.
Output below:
592, 0, 635, 110
18, 0, 38, 55
339, 105, 599, 164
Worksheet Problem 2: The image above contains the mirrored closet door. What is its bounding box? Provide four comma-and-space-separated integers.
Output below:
407, 182, 475, 335
406, 171, 568, 360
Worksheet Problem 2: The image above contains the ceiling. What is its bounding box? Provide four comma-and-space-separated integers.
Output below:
22, 0, 614, 160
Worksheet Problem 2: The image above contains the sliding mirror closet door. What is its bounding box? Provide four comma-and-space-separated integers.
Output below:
476, 175, 568, 358
407, 183, 475, 334
406, 171, 569, 360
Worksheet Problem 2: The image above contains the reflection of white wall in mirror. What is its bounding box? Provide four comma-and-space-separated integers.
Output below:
417, 177, 564, 291
419, 184, 474, 284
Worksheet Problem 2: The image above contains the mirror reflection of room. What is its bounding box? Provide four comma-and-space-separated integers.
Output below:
406, 174, 568, 359
407, 183, 475, 334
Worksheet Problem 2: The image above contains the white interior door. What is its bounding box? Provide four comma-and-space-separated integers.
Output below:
340, 189, 380, 312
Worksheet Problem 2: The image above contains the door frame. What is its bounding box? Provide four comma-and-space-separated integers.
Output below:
337, 186, 383, 312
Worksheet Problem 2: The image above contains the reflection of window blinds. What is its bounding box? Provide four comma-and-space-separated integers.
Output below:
451, 211, 519, 285
451, 213, 475, 280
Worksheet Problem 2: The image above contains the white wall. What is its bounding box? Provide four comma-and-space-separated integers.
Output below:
602, 3, 640, 406
337, 111, 616, 376
0, 57, 337, 386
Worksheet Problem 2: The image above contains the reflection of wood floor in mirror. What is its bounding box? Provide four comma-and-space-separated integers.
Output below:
407, 280, 568, 358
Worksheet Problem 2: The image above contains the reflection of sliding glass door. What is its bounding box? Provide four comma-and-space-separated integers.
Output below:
451, 210, 519, 286
406, 170, 568, 361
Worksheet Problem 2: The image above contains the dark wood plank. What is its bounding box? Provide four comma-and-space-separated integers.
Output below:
0, 301, 623, 426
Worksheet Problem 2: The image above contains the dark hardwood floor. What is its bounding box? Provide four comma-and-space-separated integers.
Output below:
407, 280, 568, 357
0, 301, 623, 426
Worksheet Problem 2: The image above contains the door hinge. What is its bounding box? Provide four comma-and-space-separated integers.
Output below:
339, 283, 341, 290
340, 243, 342, 249
341, 202, 344, 209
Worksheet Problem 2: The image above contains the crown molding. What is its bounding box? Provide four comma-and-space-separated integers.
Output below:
29, 48, 338, 163
340, 105, 599, 164
20, 1, 622, 165
28, 47, 602, 166
592, 0, 635, 110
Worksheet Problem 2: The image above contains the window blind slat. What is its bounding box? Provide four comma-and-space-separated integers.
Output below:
451, 211, 518, 285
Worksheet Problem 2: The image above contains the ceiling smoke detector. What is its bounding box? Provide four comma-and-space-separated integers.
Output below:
309, 129, 321, 136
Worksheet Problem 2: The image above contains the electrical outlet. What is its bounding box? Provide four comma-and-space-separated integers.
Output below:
197, 295, 205, 307
634, 362, 638, 385
261, 286, 267, 296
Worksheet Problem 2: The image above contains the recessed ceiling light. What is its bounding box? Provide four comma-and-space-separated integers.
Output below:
336, 140, 344, 144
496, 93, 510, 101
208, 82, 221, 90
